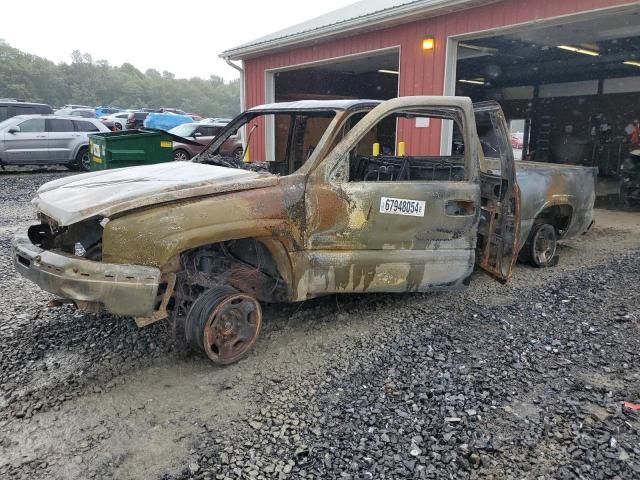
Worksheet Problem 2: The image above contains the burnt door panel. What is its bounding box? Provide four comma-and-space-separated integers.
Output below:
474, 101, 521, 282
301, 101, 481, 298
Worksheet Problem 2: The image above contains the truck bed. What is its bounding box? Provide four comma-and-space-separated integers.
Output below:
485, 158, 597, 245
517, 161, 597, 244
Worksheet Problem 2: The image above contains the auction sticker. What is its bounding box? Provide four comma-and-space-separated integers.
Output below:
379, 197, 426, 217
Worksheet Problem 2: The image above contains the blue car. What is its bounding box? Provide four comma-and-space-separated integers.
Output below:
95, 106, 122, 117
143, 112, 194, 131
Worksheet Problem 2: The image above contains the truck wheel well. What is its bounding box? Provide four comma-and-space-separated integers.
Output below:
536, 205, 573, 236
177, 239, 288, 304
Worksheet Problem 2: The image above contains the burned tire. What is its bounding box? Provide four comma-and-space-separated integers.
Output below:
185, 286, 262, 365
521, 223, 558, 268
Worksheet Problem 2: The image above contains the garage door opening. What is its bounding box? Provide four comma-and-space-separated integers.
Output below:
454, 6, 640, 182
272, 49, 399, 102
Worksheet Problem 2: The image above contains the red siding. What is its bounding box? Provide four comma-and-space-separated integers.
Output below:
243, 0, 634, 159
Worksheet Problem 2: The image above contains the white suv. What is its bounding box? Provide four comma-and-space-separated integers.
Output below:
0, 115, 109, 171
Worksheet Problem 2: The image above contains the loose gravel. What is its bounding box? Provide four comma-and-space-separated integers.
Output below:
0, 171, 639, 480
164, 256, 640, 480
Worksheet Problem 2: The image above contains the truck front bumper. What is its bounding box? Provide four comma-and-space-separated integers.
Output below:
12, 229, 161, 317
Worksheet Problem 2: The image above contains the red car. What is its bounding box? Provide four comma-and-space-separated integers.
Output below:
510, 132, 524, 149
170, 122, 243, 161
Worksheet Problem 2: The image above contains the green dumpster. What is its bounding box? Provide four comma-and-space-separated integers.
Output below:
89, 129, 174, 171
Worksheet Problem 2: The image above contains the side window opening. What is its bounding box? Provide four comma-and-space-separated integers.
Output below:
476, 112, 505, 161
348, 111, 466, 182
474, 107, 511, 177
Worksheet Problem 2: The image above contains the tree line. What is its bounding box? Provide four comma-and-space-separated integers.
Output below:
0, 40, 240, 117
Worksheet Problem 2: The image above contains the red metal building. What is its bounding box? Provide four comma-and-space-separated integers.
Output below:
223, 0, 640, 164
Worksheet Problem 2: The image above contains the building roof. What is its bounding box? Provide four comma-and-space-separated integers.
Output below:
222, 0, 486, 60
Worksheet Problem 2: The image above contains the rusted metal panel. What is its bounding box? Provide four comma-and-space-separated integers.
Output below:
12, 229, 161, 316
33, 162, 276, 226
14, 97, 596, 321
516, 161, 598, 244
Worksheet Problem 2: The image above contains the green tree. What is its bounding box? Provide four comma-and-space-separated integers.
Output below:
0, 41, 240, 116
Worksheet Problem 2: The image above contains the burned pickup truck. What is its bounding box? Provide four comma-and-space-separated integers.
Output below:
13, 97, 596, 365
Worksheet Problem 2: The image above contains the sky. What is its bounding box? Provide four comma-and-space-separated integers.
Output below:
2, 0, 355, 82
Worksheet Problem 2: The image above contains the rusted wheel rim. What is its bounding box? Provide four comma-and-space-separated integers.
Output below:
203, 293, 261, 364
532, 224, 556, 266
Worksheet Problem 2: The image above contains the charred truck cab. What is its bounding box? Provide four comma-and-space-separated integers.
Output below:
13, 97, 596, 365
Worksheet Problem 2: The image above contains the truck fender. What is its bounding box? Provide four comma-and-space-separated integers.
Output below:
530, 202, 574, 237
175, 237, 295, 303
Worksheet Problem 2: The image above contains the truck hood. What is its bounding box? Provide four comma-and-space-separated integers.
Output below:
33, 162, 278, 226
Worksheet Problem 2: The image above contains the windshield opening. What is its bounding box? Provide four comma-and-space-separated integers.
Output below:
197, 110, 337, 175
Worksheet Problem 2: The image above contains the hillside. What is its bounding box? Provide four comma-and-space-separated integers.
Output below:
0, 40, 240, 117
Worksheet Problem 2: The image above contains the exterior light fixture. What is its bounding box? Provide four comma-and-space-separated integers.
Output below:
557, 45, 600, 56
624, 60, 640, 67
458, 79, 485, 85
422, 37, 435, 51
378, 69, 400, 75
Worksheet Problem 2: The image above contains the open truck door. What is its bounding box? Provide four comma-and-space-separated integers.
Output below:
473, 101, 521, 282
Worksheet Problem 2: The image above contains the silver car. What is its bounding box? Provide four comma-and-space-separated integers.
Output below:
0, 115, 109, 171
100, 112, 131, 131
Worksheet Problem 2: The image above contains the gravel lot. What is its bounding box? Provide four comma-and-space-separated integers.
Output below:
1, 171, 639, 480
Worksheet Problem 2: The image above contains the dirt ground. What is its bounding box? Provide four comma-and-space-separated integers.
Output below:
1, 171, 639, 479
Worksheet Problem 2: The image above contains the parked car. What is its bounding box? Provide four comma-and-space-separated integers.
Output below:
201, 117, 232, 124
143, 112, 193, 132
170, 122, 242, 161
95, 106, 122, 117
0, 100, 53, 122
159, 107, 187, 115
125, 111, 150, 129
62, 104, 92, 110
55, 108, 97, 118
0, 114, 109, 170
511, 131, 524, 149
11, 97, 596, 366
188, 113, 204, 122
100, 112, 130, 131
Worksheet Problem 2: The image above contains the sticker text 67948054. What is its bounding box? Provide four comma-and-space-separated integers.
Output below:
379, 197, 426, 217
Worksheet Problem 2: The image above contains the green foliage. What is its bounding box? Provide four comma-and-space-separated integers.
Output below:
0, 40, 240, 117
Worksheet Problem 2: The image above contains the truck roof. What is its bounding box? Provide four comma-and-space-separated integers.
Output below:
248, 99, 382, 112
